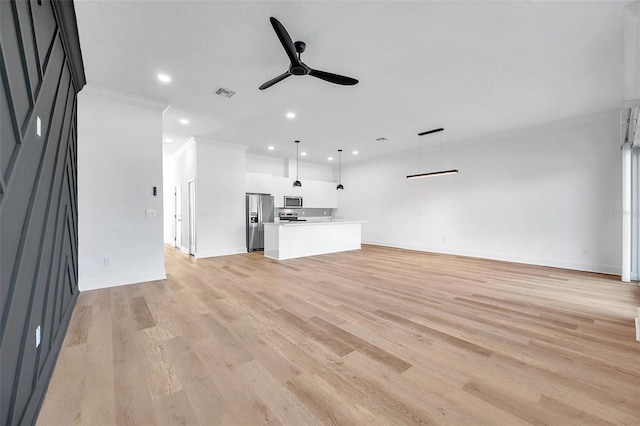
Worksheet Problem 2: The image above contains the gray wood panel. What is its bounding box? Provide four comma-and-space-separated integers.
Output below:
0, 0, 85, 424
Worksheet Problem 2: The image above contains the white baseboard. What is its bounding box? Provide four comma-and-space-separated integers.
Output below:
195, 247, 247, 259
180, 246, 190, 254
363, 240, 620, 276
79, 269, 167, 291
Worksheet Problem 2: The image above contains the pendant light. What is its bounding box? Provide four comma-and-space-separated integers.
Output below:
336, 149, 344, 190
293, 140, 302, 187
406, 169, 459, 179
406, 127, 458, 179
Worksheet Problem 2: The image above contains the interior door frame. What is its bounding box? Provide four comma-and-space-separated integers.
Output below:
174, 184, 181, 248
188, 179, 196, 255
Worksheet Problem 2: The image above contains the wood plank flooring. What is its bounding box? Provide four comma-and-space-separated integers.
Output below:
37, 245, 640, 425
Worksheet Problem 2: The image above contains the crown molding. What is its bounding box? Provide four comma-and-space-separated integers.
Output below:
80, 84, 170, 112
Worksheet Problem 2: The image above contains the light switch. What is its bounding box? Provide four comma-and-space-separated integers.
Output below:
146, 209, 156, 218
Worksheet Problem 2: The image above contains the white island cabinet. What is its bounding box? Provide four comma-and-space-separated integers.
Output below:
264, 221, 364, 260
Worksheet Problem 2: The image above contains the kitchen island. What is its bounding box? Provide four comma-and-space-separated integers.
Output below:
264, 221, 364, 260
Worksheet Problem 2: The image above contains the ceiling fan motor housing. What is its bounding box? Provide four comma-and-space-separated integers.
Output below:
294, 41, 306, 53
290, 63, 309, 76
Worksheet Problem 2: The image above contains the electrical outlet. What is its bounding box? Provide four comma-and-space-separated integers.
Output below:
146, 209, 156, 218
104, 257, 110, 266
35, 325, 41, 348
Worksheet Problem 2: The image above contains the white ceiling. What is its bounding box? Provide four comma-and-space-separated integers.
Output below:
74, 1, 627, 165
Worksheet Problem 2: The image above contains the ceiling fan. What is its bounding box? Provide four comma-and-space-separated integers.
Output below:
259, 17, 359, 90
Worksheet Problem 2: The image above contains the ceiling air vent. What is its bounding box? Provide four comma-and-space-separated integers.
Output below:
214, 87, 235, 98
375, 137, 388, 141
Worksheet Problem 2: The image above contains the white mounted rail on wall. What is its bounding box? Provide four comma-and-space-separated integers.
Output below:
621, 100, 639, 282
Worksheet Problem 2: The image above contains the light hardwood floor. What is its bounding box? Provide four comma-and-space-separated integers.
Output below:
38, 245, 640, 425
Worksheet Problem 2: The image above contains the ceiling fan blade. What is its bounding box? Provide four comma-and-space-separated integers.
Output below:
270, 17, 299, 65
309, 69, 358, 86
259, 72, 291, 90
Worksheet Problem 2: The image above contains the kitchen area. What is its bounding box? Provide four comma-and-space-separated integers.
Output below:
246, 193, 363, 260
167, 142, 364, 260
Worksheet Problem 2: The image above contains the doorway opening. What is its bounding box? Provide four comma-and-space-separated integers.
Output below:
188, 179, 196, 255
174, 184, 181, 248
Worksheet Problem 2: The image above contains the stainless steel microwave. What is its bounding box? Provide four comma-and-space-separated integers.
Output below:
284, 196, 303, 208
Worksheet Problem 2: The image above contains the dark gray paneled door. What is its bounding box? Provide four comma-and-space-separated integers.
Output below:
1, 1, 85, 425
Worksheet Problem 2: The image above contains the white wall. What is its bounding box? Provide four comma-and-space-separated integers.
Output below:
246, 152, 335, 181
624, 2, 640, 100
78, 86, 168, 290
290, 158, 335, 182
246, 153, 287, 177
338, 111, 621, 274
194, 139, 247, 257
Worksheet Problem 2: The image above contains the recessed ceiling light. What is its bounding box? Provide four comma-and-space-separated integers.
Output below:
179, 119, 189, 125
328, 157, 334, 161
300, 152, 307, 156
164, 138, 172, 143
157, 74, 171, 83
352, 150, 358, 155
268, 146, 275, 150
286, 112, 296, 119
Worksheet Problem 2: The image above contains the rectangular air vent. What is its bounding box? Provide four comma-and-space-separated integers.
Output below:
214, 87, 235, 98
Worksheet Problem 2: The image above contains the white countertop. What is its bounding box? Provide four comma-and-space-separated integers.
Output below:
265, 221, 367, 227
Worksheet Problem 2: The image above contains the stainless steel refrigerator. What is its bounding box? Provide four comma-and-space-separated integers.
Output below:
246, 193, 274, 251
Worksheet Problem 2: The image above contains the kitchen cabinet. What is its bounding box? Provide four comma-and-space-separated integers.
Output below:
303, 180, 319, 207
272, 177, 284, 207
317, 181, 338, 208
245, 172, 272, 194
246, 173, 337, 208
273, 176, 300, 207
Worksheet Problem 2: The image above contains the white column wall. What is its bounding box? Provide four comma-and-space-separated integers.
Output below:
78, 86, 168, 290
194, 139, 247, 257
338, 111, 621, 274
